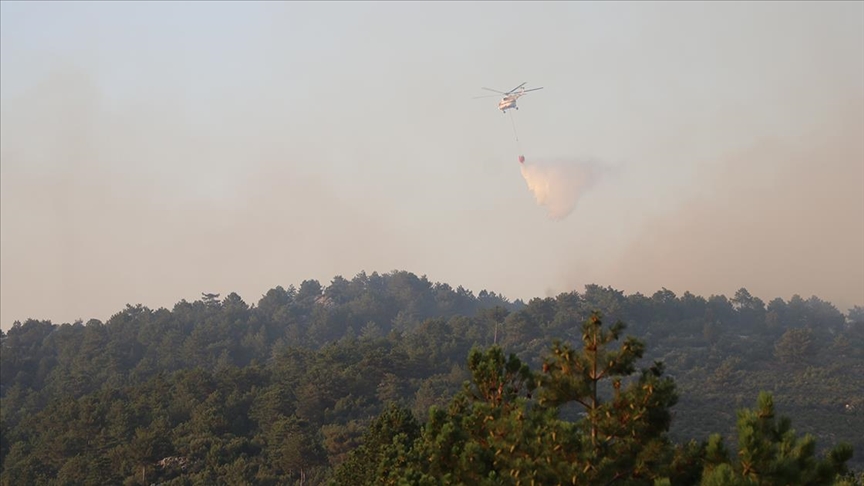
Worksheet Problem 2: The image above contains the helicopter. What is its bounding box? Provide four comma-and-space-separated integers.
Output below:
474, 82, 543, 113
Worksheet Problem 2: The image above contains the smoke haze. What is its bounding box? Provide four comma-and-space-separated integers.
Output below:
1, 2, 863, 328
562, 99, 864, 311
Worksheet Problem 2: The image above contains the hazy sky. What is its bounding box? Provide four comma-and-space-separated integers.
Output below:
2, 1, 863, 329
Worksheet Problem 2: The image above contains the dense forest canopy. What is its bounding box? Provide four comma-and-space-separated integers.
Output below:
1, 270, 863, 484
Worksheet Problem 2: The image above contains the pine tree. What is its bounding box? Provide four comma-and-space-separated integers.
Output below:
535, 311, 685, 484
328, 404, 420, 485
700, 391, 854, 485
377, 312, 695, 485
399, 345, 543, 485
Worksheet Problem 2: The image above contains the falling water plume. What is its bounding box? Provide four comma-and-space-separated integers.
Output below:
519, 156, 604, 221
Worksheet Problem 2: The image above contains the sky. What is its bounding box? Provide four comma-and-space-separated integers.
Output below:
1, 1, 863, 329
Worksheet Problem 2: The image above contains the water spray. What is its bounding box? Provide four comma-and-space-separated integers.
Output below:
519, 158, 603, 221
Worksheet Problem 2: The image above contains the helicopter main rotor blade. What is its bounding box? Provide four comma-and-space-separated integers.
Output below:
481, 87, 507, 94
521, 87, 544, 93
506, 82, 527, 94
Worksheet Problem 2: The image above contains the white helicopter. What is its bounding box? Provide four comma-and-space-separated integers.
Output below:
474, 82, 543, 113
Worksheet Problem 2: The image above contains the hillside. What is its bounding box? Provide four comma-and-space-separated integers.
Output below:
1, 270, 862, 484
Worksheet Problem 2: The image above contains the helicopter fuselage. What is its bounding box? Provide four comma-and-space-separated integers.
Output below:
498, 95, 519, 112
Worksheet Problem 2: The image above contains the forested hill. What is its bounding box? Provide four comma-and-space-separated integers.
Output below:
2, 270, 863, 484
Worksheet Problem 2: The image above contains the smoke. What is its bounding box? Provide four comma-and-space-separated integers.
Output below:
519, 157, 606, 221
0, 64, 422, 329
567, 97, 864, 311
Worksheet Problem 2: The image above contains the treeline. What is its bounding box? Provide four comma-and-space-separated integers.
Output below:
1, 270, 862, 484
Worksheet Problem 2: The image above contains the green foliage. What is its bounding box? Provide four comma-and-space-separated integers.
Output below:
373, 313, 700, 485
1, 272, 861, 484
532, 312, 683, 484
398, 345, 546, 485
774, 328, 815, 364
329, 404, 420, 485
700, 391, 854, 485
